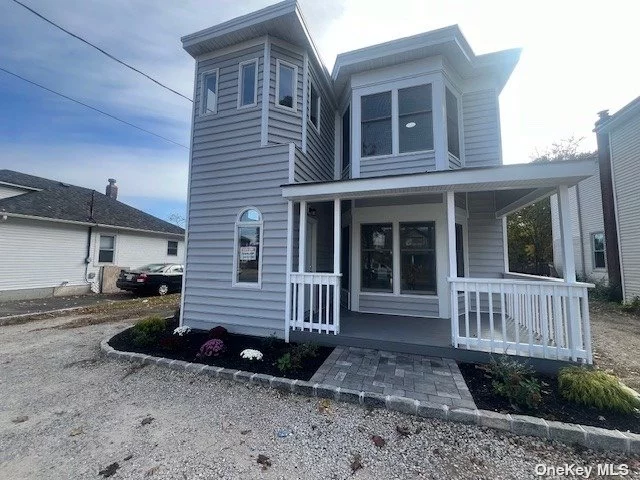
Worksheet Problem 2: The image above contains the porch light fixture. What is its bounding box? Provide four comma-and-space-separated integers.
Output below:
405, 121, 416, 128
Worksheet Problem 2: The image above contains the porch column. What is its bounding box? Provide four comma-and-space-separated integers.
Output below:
333, 198, 341, 334
446, 191, 458, 346
297, 200, 307, 329
284, 200, 293, 342
557, 185, 579, 360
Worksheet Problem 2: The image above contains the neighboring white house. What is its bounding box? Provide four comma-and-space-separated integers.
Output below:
179, 0, 598, 364
550, 156, 608, 283
0, 170, 185, 301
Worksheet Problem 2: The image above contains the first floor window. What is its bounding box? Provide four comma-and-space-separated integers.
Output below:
235, 208, 262, 285
400, 222, 436, 294
361, 224, 393, 292
455, 223, 465, 277
167, 240, 178, 256
361, 91, 392, 157
592, 232, 606, 269
99, 235, 115, 263
202, 70, 218, 114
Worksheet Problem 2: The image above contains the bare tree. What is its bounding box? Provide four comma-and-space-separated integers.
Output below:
168, 212, 186, 228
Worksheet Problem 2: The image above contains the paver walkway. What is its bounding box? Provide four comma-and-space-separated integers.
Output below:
310, 346, 476, 409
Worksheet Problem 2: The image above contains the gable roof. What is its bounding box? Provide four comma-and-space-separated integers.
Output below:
0, 170, 184, 236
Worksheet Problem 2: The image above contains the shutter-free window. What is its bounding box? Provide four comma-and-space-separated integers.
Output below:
167, 241, 178, 256
99, 235, 115, 263
361, 92, 392, 157
202, 71, 218, 114
399, 84, 433, 153
239, 60, 257, 107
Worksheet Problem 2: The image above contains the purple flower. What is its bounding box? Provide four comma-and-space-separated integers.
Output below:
198, 338, 225, 357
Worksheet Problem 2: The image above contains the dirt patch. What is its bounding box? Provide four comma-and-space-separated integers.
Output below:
589, 300, 640, 391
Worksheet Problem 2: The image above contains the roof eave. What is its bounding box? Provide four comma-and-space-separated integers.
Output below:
595, 96, 640, 134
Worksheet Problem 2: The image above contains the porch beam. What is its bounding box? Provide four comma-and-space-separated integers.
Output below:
494, 187, 556, 218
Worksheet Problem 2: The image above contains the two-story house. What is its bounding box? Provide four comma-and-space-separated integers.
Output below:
179, 1, 598, 364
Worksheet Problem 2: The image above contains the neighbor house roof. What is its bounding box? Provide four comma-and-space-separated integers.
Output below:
0, 170, 184, 236
595, 96, 640, 134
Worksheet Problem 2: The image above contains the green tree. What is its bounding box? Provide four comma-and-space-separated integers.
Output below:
507, 137, 595, 275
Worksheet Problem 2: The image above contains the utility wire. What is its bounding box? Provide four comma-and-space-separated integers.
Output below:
0, 66, 189, 150
10, 0, 193, 103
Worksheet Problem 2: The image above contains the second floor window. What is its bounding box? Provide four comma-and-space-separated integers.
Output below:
238, 59, 258, 108
201, 70, 218, 115
361, 91, 392, 157
309, 82, 320, 130
446, 87, 460, 158
276, 60, 296, 110
399, 84, 433, 153
342, 105, 351, 174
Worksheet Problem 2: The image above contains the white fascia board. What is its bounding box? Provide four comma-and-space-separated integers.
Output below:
282, 159, 598, 201
0, 181, 41, 192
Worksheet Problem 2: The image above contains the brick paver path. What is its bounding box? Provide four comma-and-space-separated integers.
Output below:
310, 346, 476, 409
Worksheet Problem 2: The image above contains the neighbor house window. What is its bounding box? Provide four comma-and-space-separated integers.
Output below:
201, 70, 219, 115
446, 87, 460, 158
234, 208, 263, 286
592, 232, 606, 269
400, 222, 436, 294
399, 84, 433, 153
238, 59, 258, 108
309, 81, 320, 130
455, 223, 465, 277
167, 240, 178, 256
361, 91, 392, 157
361, 224, 393, 292
99, 235, 115, 263
342, 105, 351, 174
276, 60, 296, 110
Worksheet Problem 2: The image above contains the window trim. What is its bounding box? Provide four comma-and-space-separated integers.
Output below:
445, 85, 461, 160
237, 58, 259, 109
232, 207, 264, 289
591, 231, 606, 270
200, 68, 220, 116
97, 234, 116, 265
167, 240, 178, 257
275, 59, 298, 112
308, 80, 321, 132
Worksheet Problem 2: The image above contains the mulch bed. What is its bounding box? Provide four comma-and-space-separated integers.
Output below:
459, 362, 640, 434
109, 318, 333, 381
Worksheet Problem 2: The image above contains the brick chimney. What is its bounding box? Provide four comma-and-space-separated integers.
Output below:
105, 178, 118, 200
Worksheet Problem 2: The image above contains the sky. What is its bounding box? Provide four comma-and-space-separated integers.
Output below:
1, 0, 638, 223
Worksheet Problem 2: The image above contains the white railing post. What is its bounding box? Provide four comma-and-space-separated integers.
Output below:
333, 198, 341, 334
284, 201, 294, 341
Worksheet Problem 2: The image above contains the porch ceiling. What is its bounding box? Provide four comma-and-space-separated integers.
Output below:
281, 158, 598, 206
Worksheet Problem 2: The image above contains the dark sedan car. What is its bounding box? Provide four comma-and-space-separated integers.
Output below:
116, 263, 183, 296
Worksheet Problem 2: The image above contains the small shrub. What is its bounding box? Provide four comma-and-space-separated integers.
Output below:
261, 333, 280, 351
558, 366, 640, 413
198, 338, 225, 358
208, 326, 229, 340
292, 343, 319, 360
130, 315, 167, 347
158, 335, 184, 352
276, 353, 293, 373
485, 356, 542, 409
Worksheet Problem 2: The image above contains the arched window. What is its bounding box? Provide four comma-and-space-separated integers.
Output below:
233, 207, 263, 287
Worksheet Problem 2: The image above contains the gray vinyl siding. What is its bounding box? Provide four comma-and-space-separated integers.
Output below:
194, 44, 264, 156
184, 130, 290, 336
360, 151, 436, 178
448, 152, 462, 169
303, 63, 335, 182
359, 293, 439, 318
268, 44, 304, 147
610, 111, 640, 301
462, 89, 502, 167
467, 191, 504, 278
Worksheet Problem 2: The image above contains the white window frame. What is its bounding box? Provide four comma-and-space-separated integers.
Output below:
308, 79, 321, 132
232, 207, 264, 289
237, 58, 259, 109
167, 240, 178, 257
444, 81, 464, 165
200, 68, 219, 116
275, 58, 298, 112
591, 232, 606, 270
97, 234, 116, 265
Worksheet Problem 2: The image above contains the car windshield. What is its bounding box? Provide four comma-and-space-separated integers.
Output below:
137, 264, 167, 272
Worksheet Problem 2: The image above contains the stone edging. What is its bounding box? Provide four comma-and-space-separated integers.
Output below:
100, 338, 639, 455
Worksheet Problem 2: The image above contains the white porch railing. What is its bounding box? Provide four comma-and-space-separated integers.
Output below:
449, 277, 593, 363
288, 272, 341, 334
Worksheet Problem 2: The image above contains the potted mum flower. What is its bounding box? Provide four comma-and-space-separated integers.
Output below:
197, 338, 225, 358
240, 349, 263, 361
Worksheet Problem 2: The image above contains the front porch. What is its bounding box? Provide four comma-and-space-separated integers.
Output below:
282, 160, 597, 364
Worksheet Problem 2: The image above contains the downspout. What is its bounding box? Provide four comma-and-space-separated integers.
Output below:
595, 111, 622, 300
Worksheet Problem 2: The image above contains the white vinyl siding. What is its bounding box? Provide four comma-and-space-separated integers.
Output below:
90, 230, 184, 269
462, 89, 502, 167
610, 111, 640, 301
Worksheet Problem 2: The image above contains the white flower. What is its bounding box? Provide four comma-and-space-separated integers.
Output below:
173, 326, 191, 336
240, 349, 263, 361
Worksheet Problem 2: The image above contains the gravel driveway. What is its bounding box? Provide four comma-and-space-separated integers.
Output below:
1, 316, 638, 479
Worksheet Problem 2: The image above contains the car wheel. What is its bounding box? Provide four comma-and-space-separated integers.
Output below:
158, 284, 169, 296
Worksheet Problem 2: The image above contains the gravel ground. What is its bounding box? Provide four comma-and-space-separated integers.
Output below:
0, 293, 135, 318
1, 316, 639, 480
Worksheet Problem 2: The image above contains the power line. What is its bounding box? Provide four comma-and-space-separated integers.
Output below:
0, 66, 189, 150
10, 0, 193, 103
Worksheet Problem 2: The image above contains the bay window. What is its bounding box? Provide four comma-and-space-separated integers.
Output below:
361, 92, 392, 157
446, 87, 460, 158
399, 84, 433, 153
400, 222, 436, 294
